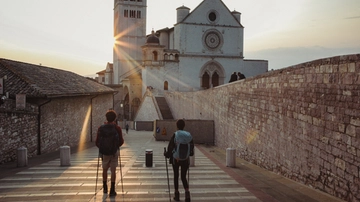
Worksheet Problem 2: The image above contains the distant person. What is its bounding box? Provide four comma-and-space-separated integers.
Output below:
238, 72, 245, 80
229, 72, 237, 83
164, 119, 194, 202
125, 123, 129, 134
96, 110, 124, 196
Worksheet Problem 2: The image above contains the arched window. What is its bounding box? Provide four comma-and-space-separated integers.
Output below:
212, 72, 219, 87
164, 54, 169, 60
164, 81, 168, 90
202, 72, 210, 89
152, 51, 158, 61
199, 61, 225, 88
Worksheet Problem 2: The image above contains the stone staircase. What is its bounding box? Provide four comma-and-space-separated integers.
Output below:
155, 97, 173, 120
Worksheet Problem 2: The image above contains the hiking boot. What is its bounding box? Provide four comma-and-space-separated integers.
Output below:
185, 191, 191, 202
109, 190, 117, 197
103, 182, 107, 194
109, 182, 117, 197
173, 191, 180, 201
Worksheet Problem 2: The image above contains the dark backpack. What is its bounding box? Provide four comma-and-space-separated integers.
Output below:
98, 124, 120, 155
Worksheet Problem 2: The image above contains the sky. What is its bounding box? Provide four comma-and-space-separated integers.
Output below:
0, 0, 359, 77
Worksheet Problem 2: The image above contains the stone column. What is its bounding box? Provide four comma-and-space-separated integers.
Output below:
226, 148, 236, 167
60, 146, 71, 166
17, 147, 28, 167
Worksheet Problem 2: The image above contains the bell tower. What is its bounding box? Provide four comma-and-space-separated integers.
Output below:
113, 0, 147, 84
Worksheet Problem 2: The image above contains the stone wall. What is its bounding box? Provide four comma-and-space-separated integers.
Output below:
40, 94, 113, 154
135, 121, 154, 131
0, 93, 113, 164
90, 94, 114, 143
154, 119, 214, 145
165, 54, 360, 201
0, 102, 38, 164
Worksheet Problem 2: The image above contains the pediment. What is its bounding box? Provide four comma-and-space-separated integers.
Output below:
180, 0, 242, 27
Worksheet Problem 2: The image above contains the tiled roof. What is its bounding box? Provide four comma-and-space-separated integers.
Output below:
0, 58, 116, 98
96, 69, 106, 75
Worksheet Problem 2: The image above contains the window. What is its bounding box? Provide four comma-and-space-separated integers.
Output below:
130, 10, 135, 18
164, 81, 169, 90
137, 11, 141, 18
212, 72, 219, 87
152, 51, 158, 61
202, 72, 210, 89
124, 10, 128, 17
209, 12, 216, 22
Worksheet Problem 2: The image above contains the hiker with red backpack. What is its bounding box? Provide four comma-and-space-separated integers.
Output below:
95, 110, 124, 197
164, 119, 194, 202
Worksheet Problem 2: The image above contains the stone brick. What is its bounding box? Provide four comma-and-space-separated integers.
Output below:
335, 158, 346, 170
346, 163, 359, 178
338, 123, 346, 133
347, 145, 357, 156
339, 64, 348, 73
348, 63, 356, 72
350, 118, 360, 127
321, 136, 329, 144
346, 124, 356, 137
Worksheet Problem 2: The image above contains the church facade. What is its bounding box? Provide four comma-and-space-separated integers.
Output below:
101, 0, 268, 121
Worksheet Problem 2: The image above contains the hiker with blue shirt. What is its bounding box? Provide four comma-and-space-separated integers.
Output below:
164, 119, 194, 202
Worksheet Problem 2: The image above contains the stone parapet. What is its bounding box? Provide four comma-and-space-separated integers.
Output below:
165, 54, 360, 201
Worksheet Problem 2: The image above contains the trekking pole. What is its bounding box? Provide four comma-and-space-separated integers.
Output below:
164, 147, 172, 202
95, 152, 100, 196
118, 149, 124, 194
188, 158, 190, 186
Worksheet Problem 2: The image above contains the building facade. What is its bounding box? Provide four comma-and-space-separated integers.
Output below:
0, 58, 116, 164
102, 0, 268, 120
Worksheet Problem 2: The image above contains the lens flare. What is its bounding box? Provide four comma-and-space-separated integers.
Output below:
246, 128, 259, 144
78, 105, 92, 152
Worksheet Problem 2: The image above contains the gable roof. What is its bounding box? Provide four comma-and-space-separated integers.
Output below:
0, 58, 116, 98
178, 0, 243, 27
96, 69, 106, 75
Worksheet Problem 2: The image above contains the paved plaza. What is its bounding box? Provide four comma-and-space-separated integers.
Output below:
0, 130, 344, 202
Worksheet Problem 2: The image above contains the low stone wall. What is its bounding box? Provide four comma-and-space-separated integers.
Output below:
165, 54, 360, 201
135, 121, 154, 131
154, 119, 214, 145
40, 94, 113, 154
0, 94, 113, 164
0, 105, 38, 164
